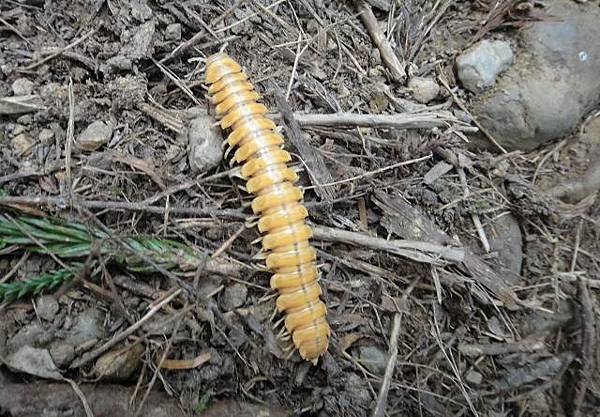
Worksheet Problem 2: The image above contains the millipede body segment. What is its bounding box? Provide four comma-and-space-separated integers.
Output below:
203, 52, 330, 361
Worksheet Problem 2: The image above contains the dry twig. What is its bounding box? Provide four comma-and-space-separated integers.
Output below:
372, 277, 420, 417
353, 0, 406, 82
312, 224, 465, 264
70, 289, 183, 368
293, 110, 460, 130
22, 28, 98, 71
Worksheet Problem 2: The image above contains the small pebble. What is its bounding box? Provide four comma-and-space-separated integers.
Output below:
358, 345, 388, 374
12, 124, 26, 135
466, 370, 483, 385
187, 114, 224, 173
165, 23, 182, 41
456, 40, 513, 93
106, 55, 133, 71
49, 343, 76, 368
76, 121, 113, 151
408, 77, 440, 103
17, 114, 33, 125
38, 128, 55, 144
12, 78, 34, 96
11, 133, 33, 155
121, 20, 156, 60
130, 0, 153, 21
221, 283, 248, 311
36, 295, 59, 321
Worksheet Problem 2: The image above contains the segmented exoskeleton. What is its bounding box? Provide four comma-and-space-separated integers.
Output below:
203, 52, 330, 362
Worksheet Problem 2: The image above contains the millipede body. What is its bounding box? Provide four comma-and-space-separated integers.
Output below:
203, 52, 330, 362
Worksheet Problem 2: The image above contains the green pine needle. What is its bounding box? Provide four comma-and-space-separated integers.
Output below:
0, 213, 208, 301
0, 267, 76, 302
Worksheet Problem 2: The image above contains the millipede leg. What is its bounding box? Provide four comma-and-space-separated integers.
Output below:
273, 316, 285, 329
277, 327, 289, 338
252, 250, 267, 260
245, 217, 259, 228
269, 306, 279, 322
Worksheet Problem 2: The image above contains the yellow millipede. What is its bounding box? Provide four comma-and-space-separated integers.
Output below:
203, 52, 330, 362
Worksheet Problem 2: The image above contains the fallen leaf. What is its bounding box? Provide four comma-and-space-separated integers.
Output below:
4, 346, 62, 380
109, 151, 166, 190
339, 333, 364, 353
159, 351, 211, 370
92, 343, 145, 380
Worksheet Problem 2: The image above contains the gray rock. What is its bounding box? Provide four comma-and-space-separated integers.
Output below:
187, 113, 224, 173
76, 121, 113, 151
106, 55, 133, 71
358, 345, 387, 374
11, 133, 33, 155
4, 346, 62, 380
7, 323, 51, 353
472, 0, 600, 151
221, 283, 247, 311
12, 124, 26, 135
408, 77, 440, 103
65, 308, 105, 346
486, 213, 523, 277
456, 40, 513, 93
49, 343, 75, 368
12, 78, 34, 96
38, 128, 54, 144
36, 295, 59, 321
121, 20, 156, 60
581, 116, 600, 145
130, 0, 153, 21
165, 23, 182, 41
466, 370, 483, 385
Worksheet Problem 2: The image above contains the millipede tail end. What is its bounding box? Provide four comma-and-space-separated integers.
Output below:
203, 52, 330, 363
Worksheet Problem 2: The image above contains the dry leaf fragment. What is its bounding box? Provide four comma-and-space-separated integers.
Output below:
159, 351, 211, 370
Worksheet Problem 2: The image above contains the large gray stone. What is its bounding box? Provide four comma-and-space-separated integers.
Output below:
472, 0, 600, 151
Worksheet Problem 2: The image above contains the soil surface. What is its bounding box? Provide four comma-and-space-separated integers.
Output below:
1, 1, 599, 417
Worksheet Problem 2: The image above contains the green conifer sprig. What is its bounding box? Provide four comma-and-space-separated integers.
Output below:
0, 267, 76, 302
0, 214, 207, 302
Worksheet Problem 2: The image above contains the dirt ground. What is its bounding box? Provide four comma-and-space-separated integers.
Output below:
1, 1, 599, 416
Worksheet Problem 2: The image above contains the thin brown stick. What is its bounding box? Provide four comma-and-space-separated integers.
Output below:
0, 17, 32, 46
0, 195, 246, 220
311, 224, 465, 264
573, 278, 595, 417
0, 162, 63, 185
458, 340, 546, 357
70, 288, 182, 369
304, 154, 432, 190
212, 223, 246, 258
65, 78, 75, 200
274, 91, 336, 202
354, 0, 405, 82
22, 28, 97, 71
293, 110, 459, 129
133, 304, 186, 417
372, 276, 420, 417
